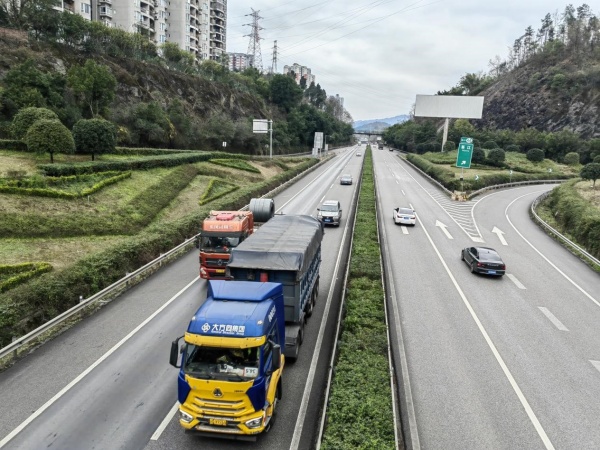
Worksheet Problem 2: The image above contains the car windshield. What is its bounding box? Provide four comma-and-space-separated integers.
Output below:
200, 236, 241, 250
398, 208, 414, 215
342, 174, 351, 179
183, 344, 260, 381
321, 204, 339, 212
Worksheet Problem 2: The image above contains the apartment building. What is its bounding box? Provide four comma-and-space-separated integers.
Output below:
283, 63, 316, 86
57, 0, 225, 61
228, 53, 253, 71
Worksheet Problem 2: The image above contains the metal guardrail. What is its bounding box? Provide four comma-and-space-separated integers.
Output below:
530, 191, 600, 267
468, 179, 565, 199
0, 156, 332, 361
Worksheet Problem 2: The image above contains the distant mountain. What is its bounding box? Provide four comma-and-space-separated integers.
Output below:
353, 115, 409, 130
354, 121, 390, 132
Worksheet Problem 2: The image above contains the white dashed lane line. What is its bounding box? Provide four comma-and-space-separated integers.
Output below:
538, 307, 569, 331
591, 361, 600, 374
507, 274, 526, 290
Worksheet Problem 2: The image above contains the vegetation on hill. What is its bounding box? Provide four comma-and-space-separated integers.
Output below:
0, 12, 353, 153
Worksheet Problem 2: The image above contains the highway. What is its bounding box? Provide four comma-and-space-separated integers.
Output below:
0, 146, 362, 450
373, 148, 600, 450
2, 145, 599, 450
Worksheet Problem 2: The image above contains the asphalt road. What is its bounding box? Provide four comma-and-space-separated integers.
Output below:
0, 146, 362, 450
373, 148, 600, 450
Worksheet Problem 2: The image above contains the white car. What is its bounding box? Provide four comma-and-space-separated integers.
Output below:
393, 207, 416, 225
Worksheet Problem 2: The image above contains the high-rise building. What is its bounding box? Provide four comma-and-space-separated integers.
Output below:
228, 53, 253, 71
55, 0, 225, 62
283, 63, 316, 86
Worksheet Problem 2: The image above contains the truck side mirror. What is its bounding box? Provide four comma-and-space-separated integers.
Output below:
194, 237, 200, 249
170, 337, 183, 368
271, 344, 282, 371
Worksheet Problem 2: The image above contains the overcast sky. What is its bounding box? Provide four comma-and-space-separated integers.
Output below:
226, 1, 582, 121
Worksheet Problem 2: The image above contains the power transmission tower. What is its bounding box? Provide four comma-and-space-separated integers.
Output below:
244, 9, 263, 72
271, 40, 278, 74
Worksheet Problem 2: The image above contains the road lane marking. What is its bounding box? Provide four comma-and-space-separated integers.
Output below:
401, 190, 405, 195
507, 274, 526, 289
435, 220, 453, 239
417, 219, 556, 449
538, 307, 569, 331
505, 192, 600, 309
492, 226, 508, 245
402, 226, 409, 235
0, 277, 200, 449
151, 401, 180, 440
591, 361, 600, 374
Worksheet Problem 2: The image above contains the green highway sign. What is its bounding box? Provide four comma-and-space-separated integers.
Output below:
456, 137, 474, 169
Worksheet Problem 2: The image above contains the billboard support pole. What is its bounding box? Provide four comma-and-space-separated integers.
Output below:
269, 120, 273, 159
441, 118, 449, 152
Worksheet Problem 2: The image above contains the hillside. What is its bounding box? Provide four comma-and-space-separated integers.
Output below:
479, 52, 600, 138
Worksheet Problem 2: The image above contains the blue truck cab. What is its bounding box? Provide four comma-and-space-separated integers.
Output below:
170, 280, 285, 439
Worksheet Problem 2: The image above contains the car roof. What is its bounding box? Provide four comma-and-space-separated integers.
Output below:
322, 200, 339, 205
341, 174, 352, 177
473, 247, 503, 260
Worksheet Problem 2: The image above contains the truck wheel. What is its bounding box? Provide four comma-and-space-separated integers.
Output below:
298, 322, 304, 345
306, 289, 315, 317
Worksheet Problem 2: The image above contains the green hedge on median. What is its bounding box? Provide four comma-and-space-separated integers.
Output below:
322, 148, 395, 450
0, 263, 53, 293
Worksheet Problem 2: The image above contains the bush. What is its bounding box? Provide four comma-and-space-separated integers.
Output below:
0, 139, 28, 151
527, 148, 545, 162
487, 148, 506, 166
551, 73, 567, 91
563, 152, 580, 166
595, 156, 600, 164
483, 140, 498, 149
25, 119, 75, 163
505, 144, 520, 153
443, 141, 455, 152
73, 119, 117, 160
472, 147, 486, 164
12, 107, 60, 140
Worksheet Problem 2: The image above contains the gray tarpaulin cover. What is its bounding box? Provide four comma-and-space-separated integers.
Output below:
228, 215, 323, 273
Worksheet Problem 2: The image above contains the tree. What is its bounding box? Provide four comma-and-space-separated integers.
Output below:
11, 107, 59, 139
581, 163, 600, 187
67, 60, 117, 117
527, 148, 545, 162
127, 102, 173, 147
25, 119, 74, 163
563, 152, 580, 165
72, 119, 116, 160
269, 74, 303, 112
487, 148, 506, 166
472, 147, 486, 164
448, 119, 476, 144
0, 0, 59, 30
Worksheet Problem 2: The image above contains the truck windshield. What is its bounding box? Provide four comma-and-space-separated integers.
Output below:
200, 236, 241, 250
183, 344, 260, 381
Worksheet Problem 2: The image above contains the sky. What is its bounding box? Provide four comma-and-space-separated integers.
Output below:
225, 0, 581, 121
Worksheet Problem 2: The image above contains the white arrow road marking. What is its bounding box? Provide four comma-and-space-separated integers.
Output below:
538, 307, 569, 331
435, 220, 453, 239
401, 226, 409, 235
507, 274, 526, 289
591, 361, 600, 374
492, 226, 508, 245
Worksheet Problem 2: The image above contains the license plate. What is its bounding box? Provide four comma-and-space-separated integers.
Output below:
325, 218, 331, 222
209, 418, 227, 426
215, 269, 225, 273
488, 270, 496, 274
403, 217, 410, 220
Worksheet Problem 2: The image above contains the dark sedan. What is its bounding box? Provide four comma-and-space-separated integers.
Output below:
461, 246, 506, 276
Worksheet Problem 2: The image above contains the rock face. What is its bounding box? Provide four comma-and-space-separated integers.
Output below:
477, 56, 600, 139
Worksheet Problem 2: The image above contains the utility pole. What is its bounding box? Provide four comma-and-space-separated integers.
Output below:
271, 40, 278, 74
244, 9, 263, 72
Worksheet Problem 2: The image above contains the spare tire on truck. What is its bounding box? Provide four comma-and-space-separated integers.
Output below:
250, 198, 275, 223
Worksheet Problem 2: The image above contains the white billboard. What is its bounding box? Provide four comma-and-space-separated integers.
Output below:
414, 95, 484, 119
253, 119, 269, 134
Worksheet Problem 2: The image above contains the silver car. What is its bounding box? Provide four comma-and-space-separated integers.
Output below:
318, 200, 342, 226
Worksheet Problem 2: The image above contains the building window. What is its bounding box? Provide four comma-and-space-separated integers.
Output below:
80, 3, 91, 13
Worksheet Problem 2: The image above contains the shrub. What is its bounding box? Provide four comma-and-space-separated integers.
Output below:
527, 148, 545, 162
72, 119, 117, 160
0, 139, 28, 151
505, 144, 520, 153
472, 147, 486, 164
563, 152, 580, 166
550, 73, 567, 91
12, 107, 60, 140
594, 156, 600, 164
443, 141, 456, 152
581, 163, 600, 187
25, 119, 75, 163
483, 140, 498, 149
487, 148, 506, 166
